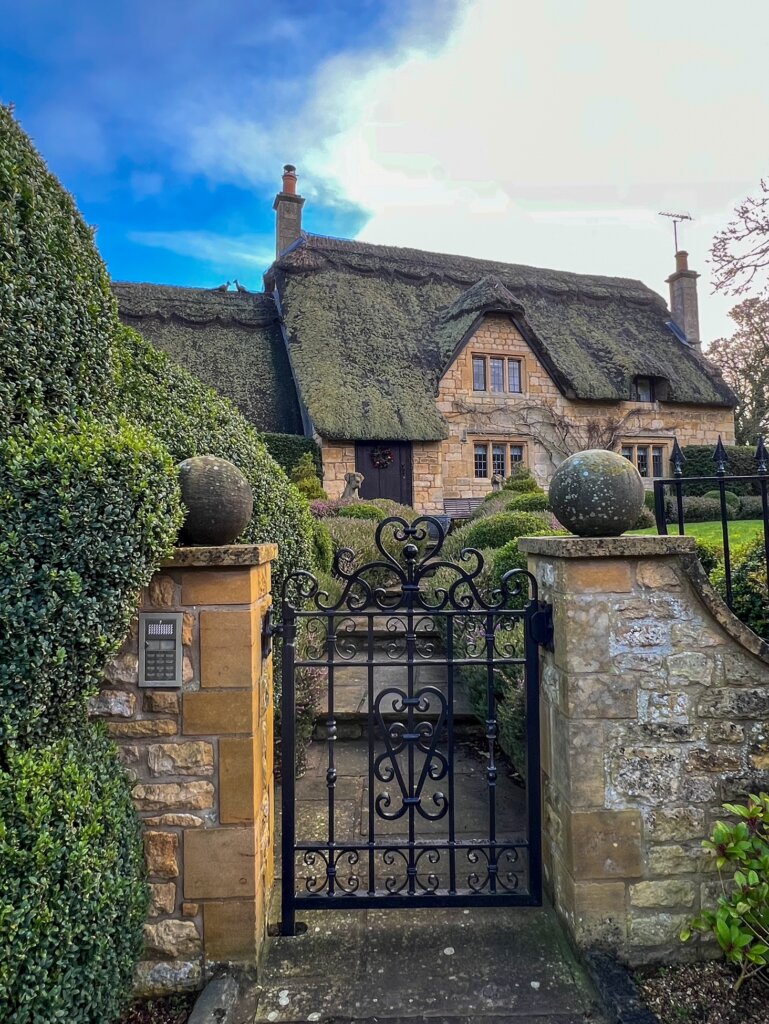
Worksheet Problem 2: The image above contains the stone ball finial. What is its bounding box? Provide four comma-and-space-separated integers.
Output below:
548, 449, 644, 537
177, 456, 253, 546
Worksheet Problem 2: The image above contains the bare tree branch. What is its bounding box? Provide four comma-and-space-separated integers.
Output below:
711, 178, 769, 297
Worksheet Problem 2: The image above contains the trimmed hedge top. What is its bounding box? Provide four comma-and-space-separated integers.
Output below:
112, 325, 314, 594
0, 104, 117, 431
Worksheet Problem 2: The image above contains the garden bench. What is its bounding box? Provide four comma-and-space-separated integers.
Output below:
443, 498, 484, 521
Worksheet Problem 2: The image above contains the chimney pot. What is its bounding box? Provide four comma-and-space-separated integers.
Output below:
675, 250, 689, 273
273, 163, 305, 256
281, 164, 297, 196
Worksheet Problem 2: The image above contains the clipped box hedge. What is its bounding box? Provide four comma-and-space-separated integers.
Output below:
0, 105, 116, 432
0, 726, 147, 1024
0, 416, 182, 744
262, 432, 322, 477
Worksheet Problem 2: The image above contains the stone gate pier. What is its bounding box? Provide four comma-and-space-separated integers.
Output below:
521, 535, 769, 964
95, 544, 276, 995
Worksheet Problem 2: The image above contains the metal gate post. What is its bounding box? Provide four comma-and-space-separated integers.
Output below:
280, 600, 297, 936
524, 598, 545, 905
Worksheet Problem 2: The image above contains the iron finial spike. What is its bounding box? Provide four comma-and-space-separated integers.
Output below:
713, 435, 728, 476
670, 437, 686, 477
755, 436, 769, 475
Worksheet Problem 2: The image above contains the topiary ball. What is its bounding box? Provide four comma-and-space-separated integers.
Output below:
178, 455, 253, 545
549, 449, 644, 537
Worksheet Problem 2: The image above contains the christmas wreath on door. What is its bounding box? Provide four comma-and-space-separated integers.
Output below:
370, 445, 394, 470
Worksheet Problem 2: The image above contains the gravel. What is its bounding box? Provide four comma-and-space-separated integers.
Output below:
121, 994, 197, 1024
638, 962, 769, 1023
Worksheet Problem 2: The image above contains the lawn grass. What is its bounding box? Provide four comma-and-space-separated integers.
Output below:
630, 519, 764, 546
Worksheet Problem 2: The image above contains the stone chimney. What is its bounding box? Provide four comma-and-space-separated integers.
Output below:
273, 164, 305, 257
666, 250, 701, 352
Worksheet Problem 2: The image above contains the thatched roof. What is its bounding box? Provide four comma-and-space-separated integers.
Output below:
267, 234, 734, 442
113, 282, 302, 434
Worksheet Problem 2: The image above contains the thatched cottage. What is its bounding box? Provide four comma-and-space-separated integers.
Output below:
115, 166, 735, 513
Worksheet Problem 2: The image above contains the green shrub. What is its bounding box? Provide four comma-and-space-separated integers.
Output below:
311, 519, 333, 574
290, 452, 327, 500
696, 539, 723, 576
681, 445, 759, 496
644, 490, 656, 511
489, 541, 533, 609
503, 465, 539, 493
336, 503, 386, 522
261, 433, 322, 477
111, 326, 313, 595
0, 417, 182, 743
736, 496, 766, 520
713, 537, 769, 640
0, 726, 147, 1023
682, 793, 769, 991
681, 496, 734, 523
631, 506, 656, 530
463, 511, 553, 551
0, 105, 117, 432
507, 491, 549, 512
473, 491, 518, 519
366, 498, 419, 522
703, 489, 741, 508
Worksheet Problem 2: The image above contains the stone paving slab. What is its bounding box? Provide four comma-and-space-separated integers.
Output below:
254, 905, 606, 1023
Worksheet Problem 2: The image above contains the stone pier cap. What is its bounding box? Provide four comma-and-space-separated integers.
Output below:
519, 535, 697, 558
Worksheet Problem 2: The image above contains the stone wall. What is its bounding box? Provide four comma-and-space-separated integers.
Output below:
437, 315, 735, 498
520, 535, 769, 965
93, 544, 276, 995
317, 314, 734, 513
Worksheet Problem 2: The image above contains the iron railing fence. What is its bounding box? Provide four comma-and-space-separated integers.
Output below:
652, 436, 769, 609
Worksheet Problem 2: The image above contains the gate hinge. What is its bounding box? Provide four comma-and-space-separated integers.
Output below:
529, 601, 554, 650
261, 606, 284, 659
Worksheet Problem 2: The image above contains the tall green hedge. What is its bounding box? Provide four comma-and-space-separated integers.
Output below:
0, 105, 116, 432
262, 432, 322, 477
111, 326, 314, 594
680, 444, 759, 495
0, 417, 182, 743
0, 727, 147, 1024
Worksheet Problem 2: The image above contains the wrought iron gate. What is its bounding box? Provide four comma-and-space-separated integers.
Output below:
277, 515, 551, 934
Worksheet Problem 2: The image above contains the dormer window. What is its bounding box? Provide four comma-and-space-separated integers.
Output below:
471, 354, 525, 394
634, 376, 655, 403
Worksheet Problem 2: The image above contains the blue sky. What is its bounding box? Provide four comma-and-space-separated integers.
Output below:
3, 0, 769, 340
2, 0, 451, 289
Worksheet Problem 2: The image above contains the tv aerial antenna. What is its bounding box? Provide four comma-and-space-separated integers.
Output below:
658, 211, 693, 252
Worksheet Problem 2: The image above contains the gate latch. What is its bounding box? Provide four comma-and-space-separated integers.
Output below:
529, 602, 554, 650
261, 606, 283, 660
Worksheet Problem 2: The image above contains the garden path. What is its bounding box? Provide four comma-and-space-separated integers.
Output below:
251, 742, 607, 1024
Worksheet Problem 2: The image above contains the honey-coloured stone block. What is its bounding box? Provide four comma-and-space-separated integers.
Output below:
147, 741, 214, 777
149, 882, 177, 917
200, 610, 257, 687
144, 831, 179, 878
181, 566, 260, 606
203, 900, 258, 961
183, 691, 254, 735
184, 828, 256, 899
567, 810, 643, 880
144, 690, 180, 715
133, 781, 214, 812
107, 719, 177, 738
219, 736, 258, 824
144, 919, 201, 959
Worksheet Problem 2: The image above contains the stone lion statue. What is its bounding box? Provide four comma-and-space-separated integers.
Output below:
341, 471, 364, 501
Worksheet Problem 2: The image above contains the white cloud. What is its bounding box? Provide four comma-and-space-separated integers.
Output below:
130, 230, 273, 273
175, 0, 769, 341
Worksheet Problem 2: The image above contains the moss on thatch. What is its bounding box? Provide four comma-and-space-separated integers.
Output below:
267, 234, 734, 442
113, 282, 302, 434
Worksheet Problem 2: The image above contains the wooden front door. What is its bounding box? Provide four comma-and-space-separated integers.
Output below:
355, 442, 413, 506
